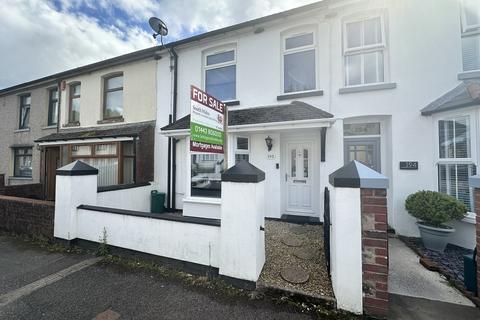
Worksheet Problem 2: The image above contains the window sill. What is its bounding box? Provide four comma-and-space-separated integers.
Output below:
63, 122, 80, 128
339, 82, 397, 94
97, 117, 124, 125
458, 70, 480, 80
14, 128, 30, 133
9, 176, 33, 180
277, 90, 324, 101
461, 212, 476, 224
224, 100, 240, 107
183, 197, 221, 205
42, 125, 57, 130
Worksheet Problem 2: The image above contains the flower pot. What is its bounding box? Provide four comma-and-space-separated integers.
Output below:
416, 222, 455, 252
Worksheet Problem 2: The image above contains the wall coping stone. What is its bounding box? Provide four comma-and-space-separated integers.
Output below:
329, 160, 389, 189
57, 160, 99, 176
221, 160, 265, 183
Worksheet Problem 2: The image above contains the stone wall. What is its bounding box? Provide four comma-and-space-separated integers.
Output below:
361, 188, 389, 318
0, 183, 44, 199
0, 195, 54, 239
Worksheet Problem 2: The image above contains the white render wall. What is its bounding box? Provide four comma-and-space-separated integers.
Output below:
77, 208, 220, 267
155, 0, 476, 244
97, 183, 157, 212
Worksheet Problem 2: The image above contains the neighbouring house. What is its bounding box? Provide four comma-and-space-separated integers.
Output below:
0, 77, 59, 198
156, 0, 480, 249
35, 50, 158, 199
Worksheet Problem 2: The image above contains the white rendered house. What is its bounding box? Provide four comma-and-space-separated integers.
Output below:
156, 0, 480, 249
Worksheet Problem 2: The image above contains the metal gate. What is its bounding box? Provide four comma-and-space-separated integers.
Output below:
323, 187, 331, 275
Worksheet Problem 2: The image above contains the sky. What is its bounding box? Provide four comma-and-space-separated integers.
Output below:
0, 0, 318, 89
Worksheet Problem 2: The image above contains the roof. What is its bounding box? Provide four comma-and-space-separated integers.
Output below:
329, 160, 389, 189
35, 121, 155, 143
0, 0, 333, 96
421, 80, 480, 115
161, 101, 334, 131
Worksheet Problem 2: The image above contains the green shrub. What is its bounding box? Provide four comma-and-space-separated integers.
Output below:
405, 190, 467, 228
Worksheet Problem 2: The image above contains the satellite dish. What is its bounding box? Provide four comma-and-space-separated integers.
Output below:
149, 17, 168, 39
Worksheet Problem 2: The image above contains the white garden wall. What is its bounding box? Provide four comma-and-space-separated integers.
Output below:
97, 184, 157, 212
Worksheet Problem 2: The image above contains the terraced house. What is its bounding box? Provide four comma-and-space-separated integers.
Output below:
0, 48, 159, 200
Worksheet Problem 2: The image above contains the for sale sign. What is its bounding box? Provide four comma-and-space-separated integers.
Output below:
190, 85, 225, 154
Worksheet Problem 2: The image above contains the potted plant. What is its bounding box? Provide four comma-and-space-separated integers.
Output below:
405, 190, 467, 252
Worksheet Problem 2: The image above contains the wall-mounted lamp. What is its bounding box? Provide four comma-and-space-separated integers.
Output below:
265, 136, 273, 152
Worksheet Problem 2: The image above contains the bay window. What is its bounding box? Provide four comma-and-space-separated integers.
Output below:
204, 49, 236, 101
344, 16, 385, 86
461, 0, 480, 71
437, 116, 476, 211
191, 153, 224, 198
283, 30, 316, 93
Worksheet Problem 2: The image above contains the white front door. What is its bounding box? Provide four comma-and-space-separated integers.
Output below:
286, 142, 313, 214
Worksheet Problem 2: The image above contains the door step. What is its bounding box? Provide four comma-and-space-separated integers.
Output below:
278, 214, 321, 225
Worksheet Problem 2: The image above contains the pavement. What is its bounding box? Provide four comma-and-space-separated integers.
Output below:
0, 234, 314, 320
388, 237, 480, 319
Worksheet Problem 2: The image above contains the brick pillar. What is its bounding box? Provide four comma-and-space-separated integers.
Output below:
361, 188, 388, 318
476, 188, 480, 298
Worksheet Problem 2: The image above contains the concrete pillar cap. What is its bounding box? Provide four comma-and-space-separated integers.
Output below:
221, 160, 265, 183
329, 160, 389, 189
56, 160, 99, 176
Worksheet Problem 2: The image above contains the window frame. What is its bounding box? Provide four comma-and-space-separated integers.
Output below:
460, 0, 480, 71
68, 82, 81, 124
234, 136, 250, 164
203, 45, 237, 102
103, 73, 124, 120
18, 94, 31, 129
342, 14, 387, 87
435, 112, 477, 212
13, 147, 33, 178
47, 87, 59, 126
281, 27, 318, 94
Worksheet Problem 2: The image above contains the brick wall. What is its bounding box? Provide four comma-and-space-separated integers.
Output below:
0, 183, 44, 199
0, 195, 54, 239
476, 189, 480, 298
361, 188, 389, 318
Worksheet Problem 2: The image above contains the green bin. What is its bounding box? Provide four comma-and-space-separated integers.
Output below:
464, 247, 477, 295
151, 190, 166, 213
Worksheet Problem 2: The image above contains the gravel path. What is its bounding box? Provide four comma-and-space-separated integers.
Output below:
258, 220, 334, 298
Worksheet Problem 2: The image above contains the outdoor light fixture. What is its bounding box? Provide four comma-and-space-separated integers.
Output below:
265, 136, 273, 151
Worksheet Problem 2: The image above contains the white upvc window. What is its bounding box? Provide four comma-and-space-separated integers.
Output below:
461, 0, 480, 71
282, 28, 317, 93
437, 115, 476, 211
234, 136, 250, 164
204, 46, 236, 102
343, 15, 386, 86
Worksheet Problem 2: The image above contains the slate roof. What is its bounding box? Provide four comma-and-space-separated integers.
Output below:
161, 101, 333, 131
421, 80, 480, 115
35, 121, 155, 143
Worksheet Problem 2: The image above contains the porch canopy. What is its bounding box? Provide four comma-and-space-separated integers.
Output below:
421, 79, 480, 116
35, 121, 155, 145
161, 101, 335, 136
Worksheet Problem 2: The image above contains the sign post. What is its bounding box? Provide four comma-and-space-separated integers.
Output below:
190, 86, 227, 167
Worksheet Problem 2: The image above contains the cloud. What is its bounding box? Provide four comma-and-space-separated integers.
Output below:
0, 0, 318, 88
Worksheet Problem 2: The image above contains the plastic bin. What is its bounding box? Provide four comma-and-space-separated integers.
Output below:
464, 247, 477, 295
151, 190, 166, 213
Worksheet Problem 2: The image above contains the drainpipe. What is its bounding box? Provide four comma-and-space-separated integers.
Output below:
167, 46, 178, 211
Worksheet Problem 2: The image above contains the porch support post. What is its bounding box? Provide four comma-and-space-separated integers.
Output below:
219, 160, 265, 284
54, 161, 98, 241
329, 160, 389, 318
469, 176, 480, 298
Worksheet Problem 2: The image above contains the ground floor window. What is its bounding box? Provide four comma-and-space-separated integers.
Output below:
13, 147, 33, 177
191, 153, 224, 198
343, 122, 381, 172
234, 136, 250, 164
438, 163, 476, 211
68, 141, 135, 187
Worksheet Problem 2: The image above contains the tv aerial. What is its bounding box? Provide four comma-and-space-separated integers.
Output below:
149, 17, 168, 45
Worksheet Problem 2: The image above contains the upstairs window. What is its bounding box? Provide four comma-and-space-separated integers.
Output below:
104, 74, 124, 119
344, 16, 385, 86
204, 49, 236, 101
283, 31, 316, 93
19, 94, 31, 129
48, 88, 59, 126
461, 0, 480, 71
69, 83, 81, 123
438, 116, 476, 211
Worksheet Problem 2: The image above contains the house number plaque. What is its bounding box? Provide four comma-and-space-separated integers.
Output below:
399, 161, 418, 170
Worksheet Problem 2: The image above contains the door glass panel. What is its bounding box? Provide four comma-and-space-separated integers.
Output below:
303, 149, 309, 178
291, 149, 296, 177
